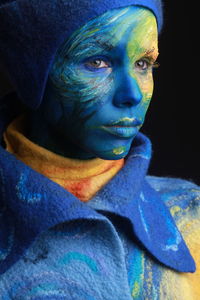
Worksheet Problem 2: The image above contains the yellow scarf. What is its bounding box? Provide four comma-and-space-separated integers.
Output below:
4, 116, 124, 202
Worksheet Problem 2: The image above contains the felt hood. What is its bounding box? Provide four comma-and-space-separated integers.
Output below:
0, 0, 163, 109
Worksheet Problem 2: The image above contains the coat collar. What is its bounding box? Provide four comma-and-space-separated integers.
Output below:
88, 133, 196, 273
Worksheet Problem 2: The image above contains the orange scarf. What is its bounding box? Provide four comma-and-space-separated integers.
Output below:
4, 116, 124, 202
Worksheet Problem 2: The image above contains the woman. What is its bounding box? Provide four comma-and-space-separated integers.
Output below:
0, 0, 200, 298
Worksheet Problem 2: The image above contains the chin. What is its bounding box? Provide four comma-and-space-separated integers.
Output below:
93, 146, 130, 160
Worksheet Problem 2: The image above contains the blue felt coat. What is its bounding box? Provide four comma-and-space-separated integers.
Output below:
1, 94, 200, 299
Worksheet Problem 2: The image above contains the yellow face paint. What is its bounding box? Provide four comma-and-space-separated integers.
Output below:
113, 146, 126, 155
127, 10, 159, 108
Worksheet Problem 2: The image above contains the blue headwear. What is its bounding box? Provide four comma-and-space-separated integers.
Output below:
0, 0, 163, 109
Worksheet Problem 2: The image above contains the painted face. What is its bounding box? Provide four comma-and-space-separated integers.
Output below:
42, 6, 159, 159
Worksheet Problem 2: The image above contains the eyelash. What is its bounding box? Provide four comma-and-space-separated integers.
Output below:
83, 57, 160, 72
83, 57, 111, 71
135, 59, 160, 71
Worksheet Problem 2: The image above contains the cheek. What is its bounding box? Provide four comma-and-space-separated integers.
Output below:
52, 61, 114, 106
138, 73, 154, 107
53, 74, 114, 126
133, 74, 154, 120
139, 72, 154, 94
49, 60, 114, 126
72, 68, 114, 106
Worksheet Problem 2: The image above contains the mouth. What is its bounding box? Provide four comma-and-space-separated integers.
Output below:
101, 117, 142, 138
105, 117, 142, 127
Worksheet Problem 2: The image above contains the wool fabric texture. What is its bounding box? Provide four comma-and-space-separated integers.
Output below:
0, 93, 195, 275
0, 0, 163, 109
1, 94, 200, 299
1, 93, 200, 298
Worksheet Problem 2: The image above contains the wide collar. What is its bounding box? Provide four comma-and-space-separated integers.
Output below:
0, 95, 196, 274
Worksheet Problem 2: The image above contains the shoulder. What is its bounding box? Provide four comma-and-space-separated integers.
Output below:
146, 175, 200, 212
145, 176, 200, 298
147, 175, 200, 260
146, 175, 200, 235
146, 175, 199, 192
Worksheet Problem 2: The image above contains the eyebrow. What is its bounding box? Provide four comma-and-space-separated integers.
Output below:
145, 47, 158, 56
94, 40, 159, 57
94, 38, 114, 51
128, 46, 159, 61
81, 36, 159, 60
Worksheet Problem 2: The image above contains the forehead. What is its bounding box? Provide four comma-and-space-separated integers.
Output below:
58, 6, 158, 59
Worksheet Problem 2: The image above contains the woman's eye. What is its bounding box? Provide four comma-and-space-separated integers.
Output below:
85, 59, 110, 69
135, 59, 150, 71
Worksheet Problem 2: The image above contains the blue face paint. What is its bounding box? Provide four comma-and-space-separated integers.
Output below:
29, 6, 159, 159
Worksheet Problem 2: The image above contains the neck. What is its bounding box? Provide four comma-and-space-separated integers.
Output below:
4, 114, 125, 201
27, 110, 96, 160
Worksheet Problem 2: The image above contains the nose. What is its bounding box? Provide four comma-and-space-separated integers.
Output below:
113, 74, 143, 108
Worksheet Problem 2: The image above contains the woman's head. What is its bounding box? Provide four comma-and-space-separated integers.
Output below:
35, 6, 158, 159
0, 0, 163, 109
0, 0, 162, 159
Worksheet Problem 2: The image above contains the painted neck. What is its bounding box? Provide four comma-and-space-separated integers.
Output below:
27, 110, 97, 160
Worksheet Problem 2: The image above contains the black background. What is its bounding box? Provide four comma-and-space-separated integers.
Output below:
0, 2, 199, 184
142, 2, 199, 184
